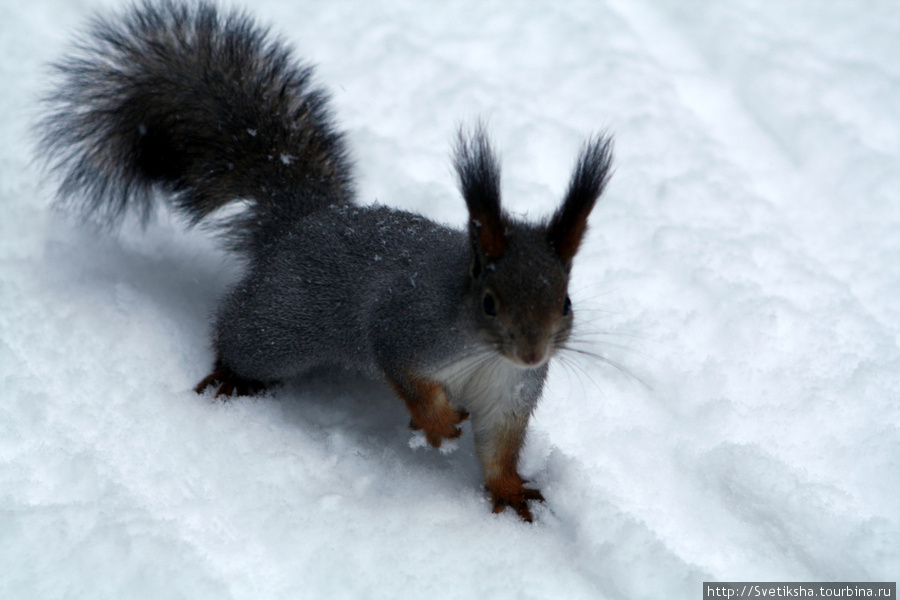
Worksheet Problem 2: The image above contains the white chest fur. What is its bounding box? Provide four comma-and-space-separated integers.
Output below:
433, 351, 544, 434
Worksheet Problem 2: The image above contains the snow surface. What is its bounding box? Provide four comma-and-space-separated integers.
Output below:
2, 1, 899, 598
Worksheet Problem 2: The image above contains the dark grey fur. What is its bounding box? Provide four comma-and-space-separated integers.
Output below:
37, 0, 353, 254
36, 0, 614, 521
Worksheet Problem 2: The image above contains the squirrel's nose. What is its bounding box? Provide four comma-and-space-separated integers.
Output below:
520, 352, 542, 366
516, 344, 549, 368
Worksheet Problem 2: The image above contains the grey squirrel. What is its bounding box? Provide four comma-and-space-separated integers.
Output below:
37, 0, 614, 522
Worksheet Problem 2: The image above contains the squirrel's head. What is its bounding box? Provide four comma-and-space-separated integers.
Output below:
454, 126, 614, 369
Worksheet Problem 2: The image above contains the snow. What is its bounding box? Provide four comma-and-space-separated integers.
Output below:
2, 0, 898, 598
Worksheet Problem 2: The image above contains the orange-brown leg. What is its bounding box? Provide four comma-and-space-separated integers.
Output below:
476, 414, 544, 522
194, 360, 266, 399
389, 376, 468, 448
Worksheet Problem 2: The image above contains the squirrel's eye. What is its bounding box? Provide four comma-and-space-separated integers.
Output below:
563, 295, 572, 316
482, 293, 497, 317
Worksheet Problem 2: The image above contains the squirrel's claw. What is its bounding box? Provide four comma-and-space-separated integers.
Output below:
488, 478, 545, 523
491, 487, 544, 522
194, 361, 265, 399
408, 407, 469, 448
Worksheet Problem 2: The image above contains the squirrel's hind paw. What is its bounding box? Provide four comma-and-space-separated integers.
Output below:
194, 361, 266, 399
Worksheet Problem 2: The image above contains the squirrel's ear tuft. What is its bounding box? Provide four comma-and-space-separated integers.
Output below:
547, 134, 614, 265
454, 124, 506, 259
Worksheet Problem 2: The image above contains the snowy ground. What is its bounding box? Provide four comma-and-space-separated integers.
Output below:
2, 1, 898, 598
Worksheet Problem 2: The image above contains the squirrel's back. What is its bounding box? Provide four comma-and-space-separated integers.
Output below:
37, 0, 353, 256
214, 204, 472, 381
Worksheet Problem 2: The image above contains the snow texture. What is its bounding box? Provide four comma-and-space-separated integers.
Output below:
1, 1, 898, 598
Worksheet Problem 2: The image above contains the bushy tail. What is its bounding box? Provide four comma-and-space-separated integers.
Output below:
36, 0, 354, 255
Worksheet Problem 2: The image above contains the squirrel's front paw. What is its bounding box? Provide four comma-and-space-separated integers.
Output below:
409, 407, 469, 448
487, 477, 545, 523
194, 361, 266, 398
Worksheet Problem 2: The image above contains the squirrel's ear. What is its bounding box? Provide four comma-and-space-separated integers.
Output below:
454, 125, 506, 260
546, 134, 614, 265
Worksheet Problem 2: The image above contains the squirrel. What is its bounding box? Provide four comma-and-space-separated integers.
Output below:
37, 0, 614, 522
